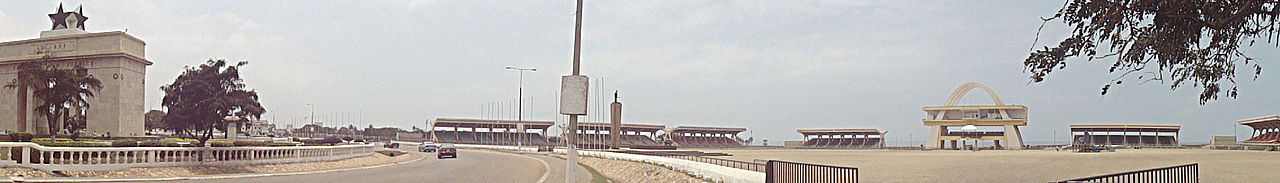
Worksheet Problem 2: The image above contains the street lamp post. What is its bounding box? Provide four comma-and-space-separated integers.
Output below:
506, 66, 536, 147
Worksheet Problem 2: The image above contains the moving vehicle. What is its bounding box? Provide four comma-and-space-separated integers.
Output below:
383, 140, 400, 148
438, 143, 457, 159
419, 141, 438, 152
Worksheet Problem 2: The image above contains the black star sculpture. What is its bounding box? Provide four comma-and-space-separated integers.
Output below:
48, 4, 88, 30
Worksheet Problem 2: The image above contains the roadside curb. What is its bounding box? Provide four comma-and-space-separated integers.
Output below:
13, 153, 428, 183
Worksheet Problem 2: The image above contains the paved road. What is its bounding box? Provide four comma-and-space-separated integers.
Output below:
142, 146, 577, 183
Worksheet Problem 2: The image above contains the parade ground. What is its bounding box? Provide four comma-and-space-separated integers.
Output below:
694, 148, 1278, 182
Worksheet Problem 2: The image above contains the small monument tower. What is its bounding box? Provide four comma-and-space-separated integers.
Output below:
610, 91, 622, 149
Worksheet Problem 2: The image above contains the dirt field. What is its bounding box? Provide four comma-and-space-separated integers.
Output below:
690, 148, 1279, 183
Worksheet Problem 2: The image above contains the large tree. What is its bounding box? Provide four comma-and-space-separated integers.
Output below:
4, 55, 103, 137
161, 59, 265, 145
144, 110, 166, 131
1027, 0, 1279, 104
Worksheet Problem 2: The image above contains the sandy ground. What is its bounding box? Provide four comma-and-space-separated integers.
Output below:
573, 155, 704, 183
690, 148, 1279, 183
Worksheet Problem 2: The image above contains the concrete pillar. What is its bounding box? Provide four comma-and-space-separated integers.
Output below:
926, 125, 943, 149
1002, 125, 1025, 149
227, 122, 238, 142
610, 101, 622, 149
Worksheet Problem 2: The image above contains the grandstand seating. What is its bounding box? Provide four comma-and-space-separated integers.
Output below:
1244, 133, 1280, 143
1075, 135, 1179, 146
801, 137, 882, 148
671, 136, 742, 147
430, 131, 550, 145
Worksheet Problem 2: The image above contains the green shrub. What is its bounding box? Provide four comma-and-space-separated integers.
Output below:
33, 138, 73, 142
160, 138, 198, 143
322, 136, 343, 144
111, 140, 138, 147
9, 132, 33, 142
208, 141, 233, 147
266, 142, 297, 146
232, 141, 268, 147
138, 141, 166, 147
45, 141, 111, 147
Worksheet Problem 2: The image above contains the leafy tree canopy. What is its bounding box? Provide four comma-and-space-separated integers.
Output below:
1027, 0, 1279, 104
161, 59, 265, 145
4, 55, 102, 137
144, 110, 165, 131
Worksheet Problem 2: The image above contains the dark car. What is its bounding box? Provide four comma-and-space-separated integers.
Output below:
438, 144, 457, 159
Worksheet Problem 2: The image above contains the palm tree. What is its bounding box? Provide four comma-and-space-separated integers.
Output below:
4, 55, 103, 138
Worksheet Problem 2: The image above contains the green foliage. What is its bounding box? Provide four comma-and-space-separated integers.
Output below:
232, 140, 268, 146
266, 142, 298, 146
144, 110, 166, 131
111, 140, 138, 147
8, 132, 33, 142
33, 138, 74, 142
208, 140, 234, 147
138, 141, 166, 147
39, 141, 111, 147
1028, 0, 1279, 104
160, 59, 266, 145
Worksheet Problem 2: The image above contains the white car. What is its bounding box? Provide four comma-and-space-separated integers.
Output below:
419, 142, 438, 152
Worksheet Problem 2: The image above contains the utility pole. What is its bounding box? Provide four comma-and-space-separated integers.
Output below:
563, 1, 587, 182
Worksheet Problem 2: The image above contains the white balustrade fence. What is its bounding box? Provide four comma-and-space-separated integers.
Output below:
0, 142, 376, 171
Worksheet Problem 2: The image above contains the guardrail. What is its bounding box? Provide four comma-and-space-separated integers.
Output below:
0, 142, 376, 171
1053, 163, 1198, 183
625, 151, 765, 172
765, 160, 858, 183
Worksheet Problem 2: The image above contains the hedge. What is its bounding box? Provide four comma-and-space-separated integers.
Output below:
232, 141, 268, 147
208, 141, 234, 147
9, 132, 33, 142
111, 140, 138, 147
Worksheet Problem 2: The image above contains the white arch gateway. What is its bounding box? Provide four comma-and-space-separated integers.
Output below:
923, 82, 1027, 150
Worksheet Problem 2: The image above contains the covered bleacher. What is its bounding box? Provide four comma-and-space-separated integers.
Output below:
567, 122, 664, 149
1070, 124, 1181, 147
1240, 115, 1280, 144
430, 118, 553, 146
666, 126, 746, 148
797, 128, 886, 149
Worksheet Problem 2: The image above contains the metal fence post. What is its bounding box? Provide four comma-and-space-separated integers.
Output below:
765, 160, 774, 183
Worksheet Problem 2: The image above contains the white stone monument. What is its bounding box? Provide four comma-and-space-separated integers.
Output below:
0, 4, 151, 136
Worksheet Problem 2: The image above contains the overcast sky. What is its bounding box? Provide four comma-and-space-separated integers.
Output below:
2, 0, 1277, 144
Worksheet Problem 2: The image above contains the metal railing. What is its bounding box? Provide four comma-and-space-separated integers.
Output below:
626, 151, 765, 172
0, 142, 376, 171
1054, 163, 1198, 183
765, 160, 858, 183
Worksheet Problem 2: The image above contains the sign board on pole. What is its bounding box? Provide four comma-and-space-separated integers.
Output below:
560, 75, 589, 115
